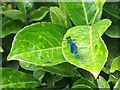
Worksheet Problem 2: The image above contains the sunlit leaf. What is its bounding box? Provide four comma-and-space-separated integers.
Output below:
97, 76, 110, 89
62, 19, 111, 78
0, 68, 40, 88
110, 56, 120, 73
113, 79, 120, 90
0, 47, 3, 52
7, 22, 67, 66
93, 0, 106, 8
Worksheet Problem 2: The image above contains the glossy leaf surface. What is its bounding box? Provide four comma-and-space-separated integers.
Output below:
59, 0, 102, 25
97, 76, 110, 88
62, 19, 111, 78
28, 6, 49, 22
7, 22, 67, 66
110, 56, 120, 73
0, 10, 26, 22
50, 6, 71, 28
72, 78, 97, 89
103, 2, 120, 38
113, 79, 120, 90
1, 20, 25, 38
0, 68, 40, 88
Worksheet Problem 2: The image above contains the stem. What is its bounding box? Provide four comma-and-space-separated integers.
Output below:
92, 8, 100, 25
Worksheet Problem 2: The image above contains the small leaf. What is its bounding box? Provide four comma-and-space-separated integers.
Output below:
108, 75, 118, 83
28, 6, 49, 22
113, 79, 120, 90
7, 22, 67, 66
62, 19, 111, 78
59, 0, 102, 25
93, 0, 106, 8
17, 1, 34, 14
19, 61, 79, 77
33, 69, 45, 81
0, 68, 40, 88
50, 6, 71, 28
71, 84, 93, 90
110, 56, 120, 73
72, 78, 97, 89
97, 76, 110, 89
0, 47, 3, 52
0, 10, 26, 22
1, 20, 25, 38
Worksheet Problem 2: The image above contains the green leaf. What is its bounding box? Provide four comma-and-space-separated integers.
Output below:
40, 62, 79, 77
17, 1, 34, 14
97, 76, 110, 89
0, 47, 3, 52
93, 0, 106, 8
0, 10, 26, 22
19, 61, 79, 77
50, 6, 71, 28
103, 2, 120, 19
62, 19, 111, 78
7, 22, 67, 66
110, 56, 120, 73
71, 84, 93, 90
33, 69, 45, 81
59, 0, 102, 25
0, 68, 40, 88
28, 6, 49, 22
108, 75, 118, 84
1, 20, 25, 38
113, 79, 120, 90
72, 78, 97, 89
103, 2, 120, 38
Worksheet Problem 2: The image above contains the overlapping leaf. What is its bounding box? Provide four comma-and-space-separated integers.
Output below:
0, 68, 40, 88
59, 0, 102, 25
7, 22, 67, 66
62, 19, 111, 78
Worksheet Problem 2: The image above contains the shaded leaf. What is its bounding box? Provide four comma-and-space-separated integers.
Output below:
0, 10, 26, 22
19, 61, 79, 77
0, 47, 3, 52
33, 69, 45, 81
110, 56, 120, 73
28, 6, 49, 22
62, 19, 111, 78
113, 79, 120, 90
71, 84, 93, 90
103, 2, 120, 38
17, 1, 34, 14
108, 75, 118, 84
97, 76, 110, 89
0, 68, 40, 88
72, 78, 97, 89
50, 6, 71, 28
7, 22, 67, 66
1, 20, 25, 38
59, 0, 102, 25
